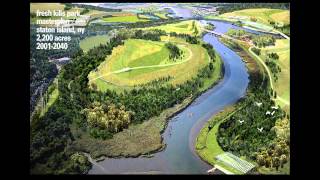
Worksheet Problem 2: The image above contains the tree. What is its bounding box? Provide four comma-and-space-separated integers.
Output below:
165, 42, 182, 60
251, 47, 261, 55
209, 62, 214, 71
82, 101, 132, 133
257, 154, 266, 166
280, 154, 287, 168
268, 52, 279, 60
193, 27, 199, 36
273, 156, 280, 170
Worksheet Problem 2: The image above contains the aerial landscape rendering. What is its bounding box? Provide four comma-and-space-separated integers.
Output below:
30, 2, 290, 175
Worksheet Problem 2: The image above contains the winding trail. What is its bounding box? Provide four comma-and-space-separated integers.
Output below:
248, 46, 274, 91
248, 46, 290, 106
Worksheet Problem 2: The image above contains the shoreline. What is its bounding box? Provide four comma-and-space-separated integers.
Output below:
193, 34, 270, 174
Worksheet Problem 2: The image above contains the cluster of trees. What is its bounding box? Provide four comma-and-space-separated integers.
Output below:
252, 35, 276, 48
226, 29, 247, 38
169, 32, 199, 44
139, 76, 172, 88
30, 58, 58, 114
202, 43, 216, 62
217, 90, 286, 159
269, 21, 290, 36
191, 21, 199, 36
255, 137, 289, 171
186, 35, 199, 44
82, 101, 133, 133
134, 29, 166, 41
165, 42, 182, 60
217, 3, 289, 14
56, 153, 92, 174
268, 52, 279, 60
120, 18, 183, 29
265, 52, 281, 82
251, 47, 261, 55
265, 59, 281, 82
275, 24, 290, 36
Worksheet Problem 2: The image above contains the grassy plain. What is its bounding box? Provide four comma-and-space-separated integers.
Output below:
80, 35, 110, 52
141, 20, 203, 36
220, 8, 290, 25
259, 39, 290, 109
102, 15, 149, 23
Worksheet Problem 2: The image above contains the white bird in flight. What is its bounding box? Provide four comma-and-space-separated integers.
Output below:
271, 106, 278, 110
257, 127, 264, 132
238, 120, 244, 124
255, 102, 262, 107
271, 111, 275, 116
266, 111, 271, 115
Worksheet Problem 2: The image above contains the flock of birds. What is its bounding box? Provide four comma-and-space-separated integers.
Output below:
236, 102, 279, 133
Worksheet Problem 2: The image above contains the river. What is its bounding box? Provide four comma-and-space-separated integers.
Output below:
88, 6, 269, 175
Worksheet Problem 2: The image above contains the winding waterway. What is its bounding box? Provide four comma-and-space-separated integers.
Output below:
88, 6, 271, 174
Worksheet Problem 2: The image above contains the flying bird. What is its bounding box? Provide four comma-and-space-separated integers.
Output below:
255, 102, 262, 107
271, 111, 275, 116
271, 106, 278, 110
238, 120, 244, 124
257, 127, 263, 132
265, 111, 271, 115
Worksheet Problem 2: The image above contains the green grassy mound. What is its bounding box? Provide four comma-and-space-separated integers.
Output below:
88, 37, 210, 92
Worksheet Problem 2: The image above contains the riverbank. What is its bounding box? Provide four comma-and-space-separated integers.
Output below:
195, 105, 243, 174
70, 48, 223, 161
195, 31, 289, 174
194, 36, 264, 174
